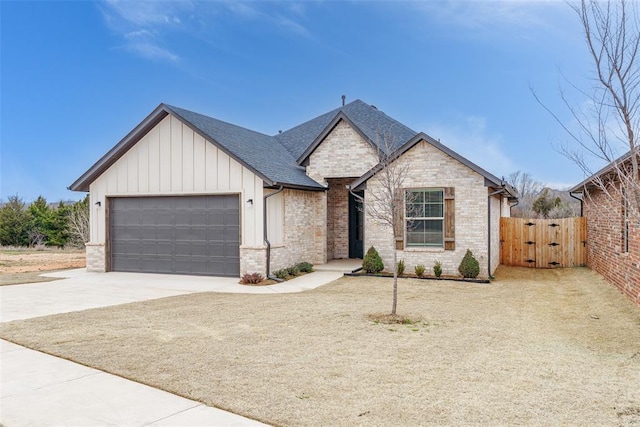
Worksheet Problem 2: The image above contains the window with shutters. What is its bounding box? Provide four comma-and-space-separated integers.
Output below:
405, 189, 444, 247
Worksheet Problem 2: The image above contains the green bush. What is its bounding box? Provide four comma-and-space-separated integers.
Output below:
362, 246, 384, 274
296, 261, 314, 273
286, 265, 300, 276
273, 269, 288, 280
433, 260, 442, 278
414, 264, 425, 278
458, 250, 480, 278
396, 259, 405, 276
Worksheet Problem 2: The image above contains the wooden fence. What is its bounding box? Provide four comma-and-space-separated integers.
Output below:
500, 217, 587, 268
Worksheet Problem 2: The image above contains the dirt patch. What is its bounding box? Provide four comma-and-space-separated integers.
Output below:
1, 267, 639, 426
0, 247, 85, 285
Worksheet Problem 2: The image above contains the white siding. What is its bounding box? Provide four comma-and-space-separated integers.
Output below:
89, 114, 265, 247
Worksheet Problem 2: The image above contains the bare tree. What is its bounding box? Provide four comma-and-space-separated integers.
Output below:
365, 131, 413, 317
67, 196, 90, 248
535, 0, 640, 219
508, 171, 544, 217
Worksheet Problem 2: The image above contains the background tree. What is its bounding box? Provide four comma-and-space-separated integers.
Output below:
365, 131, 413, 317
536, 0, 640, 219
532, 188, 562, 218
508, 171, 544, 217
0, 195, 31, 246
67, 195, 90, 248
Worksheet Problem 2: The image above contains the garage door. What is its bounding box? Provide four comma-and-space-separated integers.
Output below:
109, 195, 240, 277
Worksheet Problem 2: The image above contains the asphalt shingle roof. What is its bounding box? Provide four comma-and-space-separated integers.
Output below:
275, 99, 417, 159
70, 99, 431, 192
165, 105, 324, 189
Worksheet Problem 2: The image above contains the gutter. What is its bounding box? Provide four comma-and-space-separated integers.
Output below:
569, 191, 584, 217
487, 186, 507, 280
264, 185, 284, 279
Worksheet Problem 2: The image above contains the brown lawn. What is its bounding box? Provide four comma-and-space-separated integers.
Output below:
0, 247, 85, 285
1, 267, 639, 426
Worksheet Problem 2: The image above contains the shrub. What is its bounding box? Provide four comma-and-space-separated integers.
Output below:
414, 264, 425, 278
396, 259, 405, 276
273, 268, 288, 280
286, 264, 300, 276
433, 260, 442, 278
458, 250, 480, 278
296, 261, 314, 273
362, 246, 384, 274
240, 272, 264, 284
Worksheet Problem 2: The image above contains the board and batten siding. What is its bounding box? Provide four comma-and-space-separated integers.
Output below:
89, 114, 265, 249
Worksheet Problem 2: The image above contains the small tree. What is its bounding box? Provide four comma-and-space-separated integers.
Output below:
365, 130, 413, 316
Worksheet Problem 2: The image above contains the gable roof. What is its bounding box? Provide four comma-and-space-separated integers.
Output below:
351, 132, 517, 198
69, 99, 513, 198
69, 104, 324, 192
274, 99, 416, 162
569, 150, 637, 193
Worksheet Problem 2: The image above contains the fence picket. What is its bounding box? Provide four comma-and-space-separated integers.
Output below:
500, 217, 587, 268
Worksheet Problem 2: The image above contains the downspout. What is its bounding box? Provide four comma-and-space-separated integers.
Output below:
346, 184, 364, 202
508, 198, 519, 216
570, 191, 583, 217
488, 187, 507, 280
264, 185, 284, 279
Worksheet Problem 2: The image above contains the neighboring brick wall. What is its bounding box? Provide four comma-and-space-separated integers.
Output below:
270, 189, 326, 272
584, 187, 640, 306
306, 120, 378, 184
86, 243, 106, 272
326, 178, 353, 260
365, 140, 492, 279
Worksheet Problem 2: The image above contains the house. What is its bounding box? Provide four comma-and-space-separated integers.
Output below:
570, 153, 640, 306
70, 99, 516, 279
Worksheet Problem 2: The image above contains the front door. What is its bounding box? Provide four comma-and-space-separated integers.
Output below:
348, 191, 364, 258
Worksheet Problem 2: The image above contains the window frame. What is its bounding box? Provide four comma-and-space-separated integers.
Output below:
404, 188, 445, 248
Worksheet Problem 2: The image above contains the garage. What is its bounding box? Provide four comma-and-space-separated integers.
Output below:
109, 195, 240, 277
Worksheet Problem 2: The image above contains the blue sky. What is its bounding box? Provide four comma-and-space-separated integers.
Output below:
2, 1, 597, 202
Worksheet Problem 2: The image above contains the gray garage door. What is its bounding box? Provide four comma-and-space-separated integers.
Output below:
109, 195, 240, 277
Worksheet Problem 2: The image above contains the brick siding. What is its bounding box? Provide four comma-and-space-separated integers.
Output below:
326, 177, 354, 260
584, 187, 640, 306
365, 140, 495, 279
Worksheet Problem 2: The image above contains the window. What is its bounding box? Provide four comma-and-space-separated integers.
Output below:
405, 189, 444, 247
623, 187, 630, 253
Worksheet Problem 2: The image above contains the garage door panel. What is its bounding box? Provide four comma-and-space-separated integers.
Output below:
110, 195, 240, 277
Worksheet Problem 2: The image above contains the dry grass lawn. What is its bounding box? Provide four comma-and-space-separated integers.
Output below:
0, 247, 85, 286
1, 267, 639, 426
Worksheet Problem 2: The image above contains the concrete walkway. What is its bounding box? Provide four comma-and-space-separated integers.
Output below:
0, 261, 357, 426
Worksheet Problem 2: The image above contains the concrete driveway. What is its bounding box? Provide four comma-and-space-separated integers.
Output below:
0, 268, 344, 322
0, 266, 346, 426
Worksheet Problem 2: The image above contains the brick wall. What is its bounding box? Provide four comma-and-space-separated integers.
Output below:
365, 140, 493, 279
584, 187, 640, 306
270, 189, 326, 272
326, 178, 353, 260
306, 120, 378, 184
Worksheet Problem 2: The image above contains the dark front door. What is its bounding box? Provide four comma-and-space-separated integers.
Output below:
348, 191, 364, 258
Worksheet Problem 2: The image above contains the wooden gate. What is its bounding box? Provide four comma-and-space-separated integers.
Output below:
500, 217, 587, 268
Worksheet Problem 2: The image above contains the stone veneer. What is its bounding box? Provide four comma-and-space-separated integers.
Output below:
365, 140, 497, 279
266, 189, 326, 274
85, 243, 106, 272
